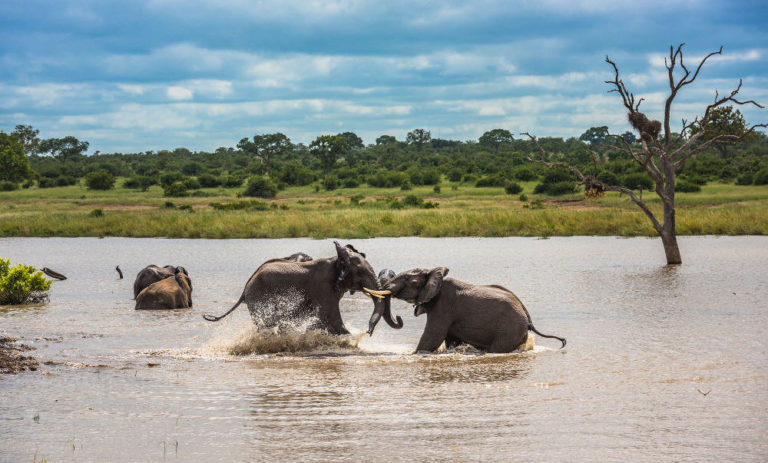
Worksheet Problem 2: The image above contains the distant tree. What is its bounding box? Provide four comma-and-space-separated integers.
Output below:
689, 106, 757, 158
0, 132, 33, 182
524, 44, 766, 265
11, 124, 40, 154
237, 132, 292, 176
620, 131, 637, 145
337, 132, 364, 150
406, 129, 431, 151
310, 135, 348, 179
243, 175, 278, 198
37, 136, 89, 161
376, 135, 397, 145
479, 129, 513, 154
579, 126, 610, 146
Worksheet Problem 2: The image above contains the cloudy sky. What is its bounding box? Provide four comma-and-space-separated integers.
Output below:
1, 0, 767, 153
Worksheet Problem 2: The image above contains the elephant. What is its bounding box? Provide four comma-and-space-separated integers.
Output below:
380, 267, 566, 353
283, 252, 313, 262
133, 265, 189, 298
203, 241, 403, 336
135, 272, 193, 310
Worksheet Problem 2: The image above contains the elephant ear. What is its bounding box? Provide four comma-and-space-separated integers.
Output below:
417, 267, 449, 305
334, 241, 351, 288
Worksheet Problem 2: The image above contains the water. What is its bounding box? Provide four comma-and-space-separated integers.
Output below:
0, 236, 766, 462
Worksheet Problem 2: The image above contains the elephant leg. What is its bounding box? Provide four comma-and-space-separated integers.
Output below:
416, 316, 451, 352
320, 304, 350, 335
444, 333, 463, 349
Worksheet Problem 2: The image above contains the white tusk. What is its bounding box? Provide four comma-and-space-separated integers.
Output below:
362, 287, 391, 298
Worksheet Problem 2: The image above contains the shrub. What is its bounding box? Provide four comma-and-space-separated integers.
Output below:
461, 173, 479, 183
620, 172, 654, 191
198, 173, 221, 188
519, 193, 528, 202
222, 175, 245, 188
38, 178, 56, 188
753, 169, 768, 186
403, 195, 423, 207
56, 175, 78, 187
736, 173, 754, 186
433, 185, 441, 194
182, 177, 201, 190
323, 176, 338, 191
160, 172, 185, 187
244, 176, 278, 198
123, 175, 157, 191
367, 169, 408, 188
163, 182, 189, 197
546, 181, 576, 196
210, 200, 270, 211
0, 181, 18, 191
683, 175, 708, 186
676, 180, 701, 193
596, 170, 618, 186
512, 166, 537, 181
421, 168, 441, 185
89, 208, 104, 217
342, 177, 359, 188
447, 168, 463, 182
0, 258, 51, 305
504, 181, 522, 195
182, 161, 204, 176
85, 170, 116, 190
400, 180, 412, 191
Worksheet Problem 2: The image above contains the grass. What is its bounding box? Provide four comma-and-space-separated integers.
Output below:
0, 179, 766, 238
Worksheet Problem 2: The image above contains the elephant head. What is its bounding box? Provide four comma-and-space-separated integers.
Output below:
333, 242, 403, 335
383, 267, 449, 316
175, 272, 193, 307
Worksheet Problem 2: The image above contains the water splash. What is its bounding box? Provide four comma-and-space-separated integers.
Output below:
200, 324, 365, 356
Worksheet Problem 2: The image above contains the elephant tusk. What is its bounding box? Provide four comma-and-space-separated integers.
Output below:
362, 292, 373, 299
362, 287, 391, 298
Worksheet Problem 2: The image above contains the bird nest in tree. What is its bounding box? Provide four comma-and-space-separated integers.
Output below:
583, 177, 605, 199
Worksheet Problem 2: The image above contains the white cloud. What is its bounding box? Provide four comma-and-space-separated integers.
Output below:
167, 86, 194, 101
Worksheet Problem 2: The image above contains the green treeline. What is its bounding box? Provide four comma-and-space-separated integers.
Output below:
2, 122, 768, 198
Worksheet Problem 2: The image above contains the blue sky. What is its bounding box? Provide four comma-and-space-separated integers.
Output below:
1, 0, 767, 153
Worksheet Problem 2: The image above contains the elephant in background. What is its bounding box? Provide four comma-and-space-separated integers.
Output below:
135, 272, 193, 310
203, 242, 402, 336
381, 267, 565, 353
133, 265, 189, 298
283, 252, 313, 262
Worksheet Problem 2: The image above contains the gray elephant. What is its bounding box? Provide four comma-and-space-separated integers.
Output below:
133, 265, 189, 298
283, 252, 313, 262
380, 267, 565, 352
135, 272, 193, 310
203, 242, 402, 335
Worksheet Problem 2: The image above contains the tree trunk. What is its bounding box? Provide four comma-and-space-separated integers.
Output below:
660, 229, 682, 265
660, 180, 682, 265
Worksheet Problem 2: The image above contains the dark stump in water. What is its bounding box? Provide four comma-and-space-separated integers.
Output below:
0, 336, 39, 374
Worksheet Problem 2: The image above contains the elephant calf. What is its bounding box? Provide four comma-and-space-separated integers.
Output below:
135, 273, 193, 310
382, 267, 565, 353
133, 265, 189, 298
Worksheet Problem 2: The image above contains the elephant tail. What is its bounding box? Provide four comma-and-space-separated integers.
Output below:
203, 294, 245, 322
528, 324, 566, 348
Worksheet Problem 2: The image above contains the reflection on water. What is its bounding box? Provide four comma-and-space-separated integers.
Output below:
0, 236, 767, 461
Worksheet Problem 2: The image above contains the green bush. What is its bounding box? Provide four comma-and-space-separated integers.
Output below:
400, 180, 412, 191
198, 173, 221, 188
753, 169, 768, 186
512, 166, 537, 181
367, 169, 408, 188
89, 208, 104, 217
403, 195, 423, 207
518, 193, 528, 201
0, 181, 18, 191
447, 168, 464, 182
736, 173, 754, 186
56, 175, 78, 187
85, 169, 116, 190
596, 170, 618, 186
620, 172, 654, 190
433, 185, 441, 194
342, 177, 359, 188
244, 176, 278, 198
160, 172, 185, 187
163, 181, 189, 197
323, 176, 338, 191
504, 181, 522, 195
546, 181, 575, 196
461, 173, 479, 183
222, 175, 245, 188
38, 178, 56, 188
676, 180, 701, 193
0, 258, 51, 305
123, 175, 157, 191
182, 177, 201, 190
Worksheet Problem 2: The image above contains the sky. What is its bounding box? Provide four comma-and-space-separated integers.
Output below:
1, 0, 767, 154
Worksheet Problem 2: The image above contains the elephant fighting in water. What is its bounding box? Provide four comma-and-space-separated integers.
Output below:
133, 265, 189, 298
135, 272, 193, 310
203, 242, 402, 336
380, 267, 565, 353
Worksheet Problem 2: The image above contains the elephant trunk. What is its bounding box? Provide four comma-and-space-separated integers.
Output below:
366, 278, 402, 335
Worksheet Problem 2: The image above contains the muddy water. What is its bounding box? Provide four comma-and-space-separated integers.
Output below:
0, 237, 766, 462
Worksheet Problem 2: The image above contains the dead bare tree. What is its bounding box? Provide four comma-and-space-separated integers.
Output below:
524, 44, 765, 265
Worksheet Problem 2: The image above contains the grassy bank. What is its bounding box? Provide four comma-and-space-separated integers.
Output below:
1, 180, 767, 238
